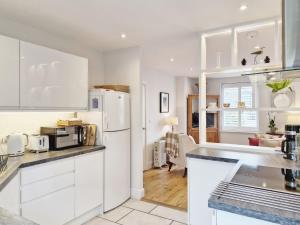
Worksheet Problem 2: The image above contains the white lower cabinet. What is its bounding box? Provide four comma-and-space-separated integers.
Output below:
22, 186, 75, 225
215, 210, 279, 225
19, 151, 104, 225
0, 172, 20, 215
188, 158, 236, 225
75, 151, 104, 217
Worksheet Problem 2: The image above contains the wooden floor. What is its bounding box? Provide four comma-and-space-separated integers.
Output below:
143, 166, 187, 210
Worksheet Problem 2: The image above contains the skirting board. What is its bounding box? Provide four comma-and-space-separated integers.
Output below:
131, 187, 145, 200
66, 205, 103, 225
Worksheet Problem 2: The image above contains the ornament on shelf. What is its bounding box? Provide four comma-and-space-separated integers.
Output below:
241, 58, 247, 66
264, 56, 271, 63
251, 46, 265, 64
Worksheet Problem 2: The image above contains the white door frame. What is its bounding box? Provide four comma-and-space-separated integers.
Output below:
142, 83, 148, 171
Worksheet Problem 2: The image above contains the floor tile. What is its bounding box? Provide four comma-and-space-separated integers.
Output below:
100, 206, 132, 222
151, 206, 187, 224
171, 221, 186, 225
118, 210, 172, 225
85, 217, 118, 225
123, 199, 157, 213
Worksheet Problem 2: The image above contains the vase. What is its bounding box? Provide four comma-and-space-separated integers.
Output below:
272, 88, 295, 108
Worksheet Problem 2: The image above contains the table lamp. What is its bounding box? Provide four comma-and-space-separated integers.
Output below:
165, 116, 178, 132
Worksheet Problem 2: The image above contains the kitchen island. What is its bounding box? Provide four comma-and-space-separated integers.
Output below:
187, 147, 300, 225
0, 145, 105, 225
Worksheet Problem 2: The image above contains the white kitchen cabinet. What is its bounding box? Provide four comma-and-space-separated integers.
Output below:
22, 186, 75, 225
215, 210, 279, 225
188, 158, 236, 225
0, 35, 20, 108
0, 173, 20, 215
75, 151, 104, 217
20, 41, 88, 110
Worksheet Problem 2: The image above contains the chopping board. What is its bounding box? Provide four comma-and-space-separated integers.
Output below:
85, 124, 97, 146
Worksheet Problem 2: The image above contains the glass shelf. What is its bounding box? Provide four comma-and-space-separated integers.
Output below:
202, 107, 300, 112
202, 64, 282, 78
241, 67, 300, 76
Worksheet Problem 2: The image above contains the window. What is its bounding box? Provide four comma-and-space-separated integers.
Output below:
221, 83, 258, 132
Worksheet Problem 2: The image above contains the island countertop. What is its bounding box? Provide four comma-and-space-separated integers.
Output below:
187, 147, 300, 225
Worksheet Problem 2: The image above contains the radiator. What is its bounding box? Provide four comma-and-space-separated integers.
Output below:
153, 140, 167, 168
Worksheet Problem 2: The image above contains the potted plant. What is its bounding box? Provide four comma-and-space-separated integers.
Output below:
266, 79, 294, 108
267, 112, 278, 134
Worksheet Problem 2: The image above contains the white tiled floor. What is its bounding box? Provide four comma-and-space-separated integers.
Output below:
85, 200, 187, 225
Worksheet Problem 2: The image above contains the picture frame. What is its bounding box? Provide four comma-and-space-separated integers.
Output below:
160, 92, 169, 113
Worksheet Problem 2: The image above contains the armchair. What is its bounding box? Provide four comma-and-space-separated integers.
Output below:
168, 134, 198, 177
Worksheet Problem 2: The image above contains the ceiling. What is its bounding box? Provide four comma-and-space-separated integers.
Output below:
0, 0, 281, 76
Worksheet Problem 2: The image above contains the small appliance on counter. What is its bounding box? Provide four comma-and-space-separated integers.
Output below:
41, 126, 84, 150
286, 124, 300, 149
6, 133, 28, 156
26, 135, 49, 153
281, 131, 297, 160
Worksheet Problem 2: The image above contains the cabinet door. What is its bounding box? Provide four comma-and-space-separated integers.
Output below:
216, 211, 279, 225
0, 173, 20, 215
188, 158, 236, 225
20, 41, 88, 110
75, 151, 103, 217
22, 186, 75, 225
0, 35, 19, 108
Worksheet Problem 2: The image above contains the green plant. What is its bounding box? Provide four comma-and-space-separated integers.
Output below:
268, 112, 278, 133
266, 79, 292, 93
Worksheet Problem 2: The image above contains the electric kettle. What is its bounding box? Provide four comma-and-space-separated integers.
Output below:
6, 133, 28, 156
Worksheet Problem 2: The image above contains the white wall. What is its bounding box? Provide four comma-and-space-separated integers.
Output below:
0, 16, 104, 87
142, 68, 177, 170
0, 112, 74, 139
176, 77, 198, 134
103, 47, 144, 199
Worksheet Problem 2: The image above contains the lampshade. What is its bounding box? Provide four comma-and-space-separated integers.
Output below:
164, 116, 178, 126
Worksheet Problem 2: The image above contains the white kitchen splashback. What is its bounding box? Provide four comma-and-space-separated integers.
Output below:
0, 112, 74, 137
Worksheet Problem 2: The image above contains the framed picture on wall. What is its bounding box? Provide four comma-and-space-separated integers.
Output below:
160, 92, 169, 113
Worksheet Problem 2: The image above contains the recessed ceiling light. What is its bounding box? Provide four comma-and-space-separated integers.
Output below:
121, 33, 126, 39
170, 58, 174, 62
240, 4, 248, 11
190, 67, 193, 71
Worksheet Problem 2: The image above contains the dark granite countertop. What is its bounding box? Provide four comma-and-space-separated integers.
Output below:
187, 147, 300, 225
0, 145, 105, 191
0, 145, 105, 225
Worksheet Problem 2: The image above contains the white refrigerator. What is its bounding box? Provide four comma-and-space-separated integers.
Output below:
79, 90, 131, 212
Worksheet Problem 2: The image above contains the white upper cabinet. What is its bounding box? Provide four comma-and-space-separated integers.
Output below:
0, 35, 19, 108
20, 41, 88, 110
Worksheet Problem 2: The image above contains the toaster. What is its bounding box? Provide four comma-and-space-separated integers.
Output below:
27, 135, 49, 153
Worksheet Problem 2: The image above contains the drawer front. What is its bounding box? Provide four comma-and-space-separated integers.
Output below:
21, 157, 74, 185
22, 186, 75, 225
21, 172, 74, 203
